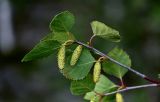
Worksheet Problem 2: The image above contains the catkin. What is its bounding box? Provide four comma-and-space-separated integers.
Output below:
57, 45, 65, 70
116, 93, 124, 102
93, 61, 101, 83
90, 96, 96, 102
90, 99, 95, 102
70, 45, 83, 66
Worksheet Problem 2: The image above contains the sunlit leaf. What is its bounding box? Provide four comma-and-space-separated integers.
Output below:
102, 47, 131, 79
84, 91, 100, 102
84, 91, 116, 102
94, 75, 117, 94
91, 21, 120, 42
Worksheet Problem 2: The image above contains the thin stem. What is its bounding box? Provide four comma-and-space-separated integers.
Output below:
104, 84, 160, 96
89, 35, 96, 46
120, 78, 125, 87
75, 40, 160, 84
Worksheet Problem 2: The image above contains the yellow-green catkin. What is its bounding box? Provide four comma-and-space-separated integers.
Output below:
70, 45, 83, 66
90, 99, 95, 102
93, 61, 101, 83
90, 100, 94, 102
116, 93, 124, 102
57, 45, 65, 70
90, 96, 96, 102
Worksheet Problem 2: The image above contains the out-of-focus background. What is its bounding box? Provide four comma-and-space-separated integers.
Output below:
0, 0, 160, 102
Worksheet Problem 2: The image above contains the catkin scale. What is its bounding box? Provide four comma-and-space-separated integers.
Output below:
116, 93, 124, 102
57, 45, 65, 70
70, 45, 83, 66
93, 61, 101, 83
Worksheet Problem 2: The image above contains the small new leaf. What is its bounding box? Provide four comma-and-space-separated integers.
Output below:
91, 21, 120, 42
21, 40, 61, 62
102, 47, 131, 79
70, 74, 95, 95
50, 11, 75, 32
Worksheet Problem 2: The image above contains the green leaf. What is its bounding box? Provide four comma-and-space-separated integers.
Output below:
94, 75, 117, 94
21, 40, 61, 62
101, 95, 116, 102
84, 91, 116, 102
52, 32, 75, 44
158, 74, 160, 78
41, 32, 75, 44
101, 87, 117, 102
102, 47, 131, 79
49, 11, 75, 32
61, 48, 95, 80
84, 75, 117, 102
91, 21, 120, 42
41, 33, 55, 41
70, 74, 95, 95
84, 91, 100, 102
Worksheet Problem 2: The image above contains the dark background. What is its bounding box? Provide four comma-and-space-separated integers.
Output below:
0, 0, 160, 102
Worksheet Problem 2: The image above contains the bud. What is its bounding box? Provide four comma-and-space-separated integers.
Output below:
116, 93, 124, 102
93, 61, 101, 83
57, 45, 65, 70
70, 45, 83, 66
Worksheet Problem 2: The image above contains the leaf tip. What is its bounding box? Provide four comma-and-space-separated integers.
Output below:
21, 56, 29, 62
21, 59, 25, 62
49, 10, 75, 32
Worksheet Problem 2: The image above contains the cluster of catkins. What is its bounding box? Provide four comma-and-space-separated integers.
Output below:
57, 40, 102, 83
57, 40, 124, 102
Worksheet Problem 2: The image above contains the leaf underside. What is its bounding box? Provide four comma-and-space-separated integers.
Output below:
102, 47, 131, 79
91, 21, 120, 42
84, 75, 118, 102
94, 74, 117, 94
